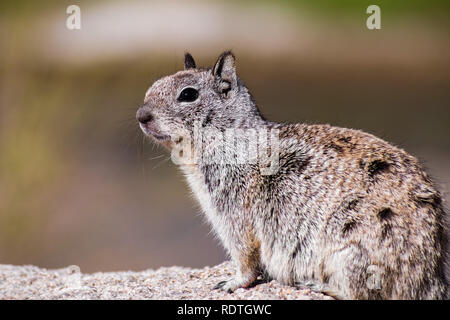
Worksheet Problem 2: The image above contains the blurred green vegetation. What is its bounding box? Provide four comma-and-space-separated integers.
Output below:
2, 0, 450, 17
277, 0, 450, 13
241, 0, 450, 21
0, 0, 82, 16
0, 59, 147, 259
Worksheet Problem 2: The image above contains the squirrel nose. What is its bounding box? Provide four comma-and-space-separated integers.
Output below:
136, 108, 153, 124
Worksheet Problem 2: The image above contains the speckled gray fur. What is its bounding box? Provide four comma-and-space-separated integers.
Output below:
136, 52, 448, 299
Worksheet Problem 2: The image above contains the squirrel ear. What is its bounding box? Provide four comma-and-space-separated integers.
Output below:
212, 51, 236, 85
184, 52, 196, 70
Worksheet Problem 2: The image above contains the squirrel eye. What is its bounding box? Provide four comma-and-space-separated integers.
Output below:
177, 87, 199, 102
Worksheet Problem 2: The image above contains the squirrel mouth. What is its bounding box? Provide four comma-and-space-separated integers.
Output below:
139, 123, 170, 141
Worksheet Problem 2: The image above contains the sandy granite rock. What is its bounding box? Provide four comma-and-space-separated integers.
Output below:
0, 261, 331, 300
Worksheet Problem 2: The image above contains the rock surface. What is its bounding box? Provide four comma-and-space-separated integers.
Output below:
0, 261, 331, 300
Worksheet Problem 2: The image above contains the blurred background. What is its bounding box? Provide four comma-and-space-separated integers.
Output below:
0, 0, 449, 273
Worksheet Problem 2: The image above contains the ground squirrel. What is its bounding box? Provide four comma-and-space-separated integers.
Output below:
136, 51, 448, 299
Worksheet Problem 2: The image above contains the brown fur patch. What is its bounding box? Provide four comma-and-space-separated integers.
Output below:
342, 220, 357, 235
380, 224, 392, 242
347, 199, 360, 211
240, 230, 261, 275
325, 135, 357, 155
378, 208, 394, 220
367, 160, 390, 177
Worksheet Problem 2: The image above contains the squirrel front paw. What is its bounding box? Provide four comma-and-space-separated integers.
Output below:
213, 274, 257, 293
213, 279, 242, 293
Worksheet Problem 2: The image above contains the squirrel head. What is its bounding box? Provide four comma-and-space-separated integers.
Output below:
137, 51, 264, 149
